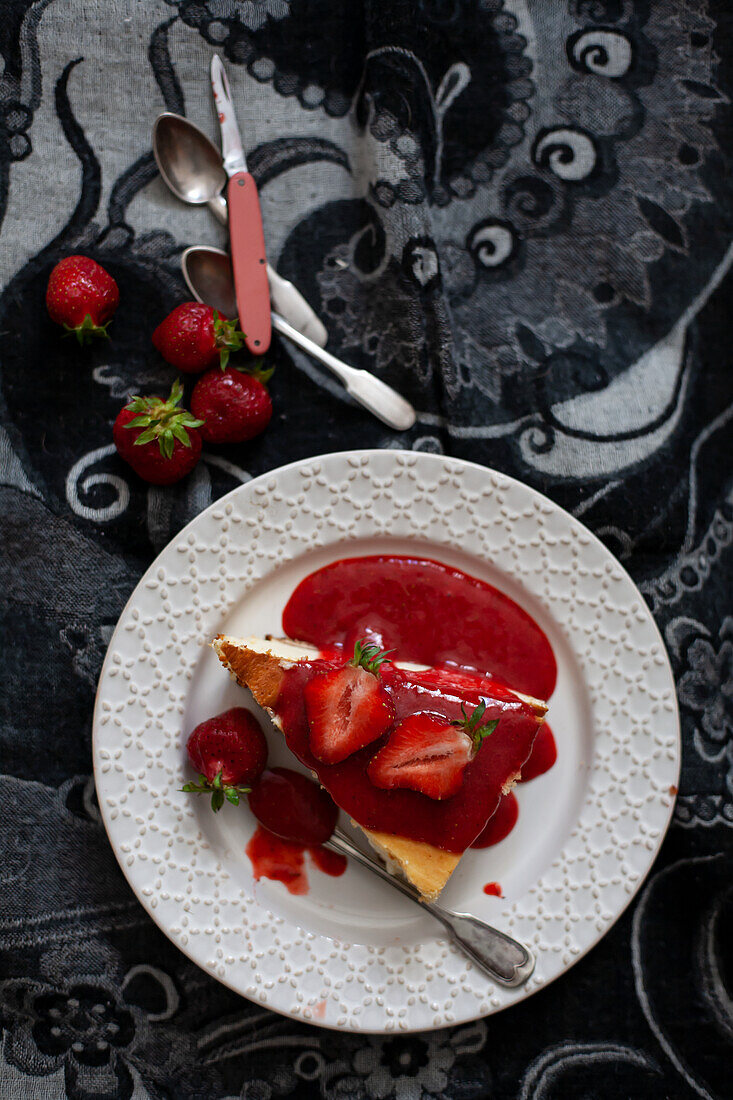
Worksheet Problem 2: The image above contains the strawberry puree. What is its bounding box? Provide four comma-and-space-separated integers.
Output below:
283, 555, 557, 700
471, 791, 519, 848
309, 847, 347, 876
246, 825, 347, 894
246, 826, 309, 894
518, 723, 557, 782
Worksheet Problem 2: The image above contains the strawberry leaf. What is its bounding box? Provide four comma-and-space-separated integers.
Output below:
213, 311, 246, 369
181, 772, 250, 810
472, 718, 498, 752
350, 638, 394, 675
161, 432, 175, 460
133, 426, 159, 446
63, 313, 112, 346
124, 379, 201, 459
170, 421, 191, 447
452, 702, 499, 753
234, 358, 275, 385
125, 397, 149, 413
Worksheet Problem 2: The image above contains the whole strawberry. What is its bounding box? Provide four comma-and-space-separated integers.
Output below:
46, 255, 119, 345
113, 379, 204, 485
152, 302, 245, 373
183, 707, 268, 812
191, 363, 273, 443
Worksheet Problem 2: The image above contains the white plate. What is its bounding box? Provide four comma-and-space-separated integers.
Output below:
93, 450, 680, 1033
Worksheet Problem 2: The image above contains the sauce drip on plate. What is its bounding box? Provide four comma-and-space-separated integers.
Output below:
471, 792, 519, 849
519, 723, 557, 783
246, 826, 346, 895
245, 769, 346, 892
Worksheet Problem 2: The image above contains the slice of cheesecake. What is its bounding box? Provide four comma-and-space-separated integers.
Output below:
213, 634, 547, 901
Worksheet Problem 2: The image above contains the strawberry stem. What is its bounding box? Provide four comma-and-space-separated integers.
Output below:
63, 313, 111, 346
234, 357, 275, 385
180, 769, 250, 813
123, 378, 204, 459
350, 638, 394, 675
452, 702, 499, 753
213, 310, 246, 369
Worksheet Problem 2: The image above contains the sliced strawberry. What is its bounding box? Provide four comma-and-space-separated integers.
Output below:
304, 640, 395, 764
368, 703, 499, 800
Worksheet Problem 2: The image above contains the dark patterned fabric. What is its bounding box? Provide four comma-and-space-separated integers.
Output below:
1, 1, 732, 1097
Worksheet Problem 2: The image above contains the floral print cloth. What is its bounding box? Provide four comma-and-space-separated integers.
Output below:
0, 1, 731, 1097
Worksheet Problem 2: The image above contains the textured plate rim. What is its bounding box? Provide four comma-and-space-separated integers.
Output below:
93, 449, 680, 1033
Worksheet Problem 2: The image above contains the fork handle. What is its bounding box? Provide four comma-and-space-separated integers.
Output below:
325, 830, 535, 987
427, 906, 535, 987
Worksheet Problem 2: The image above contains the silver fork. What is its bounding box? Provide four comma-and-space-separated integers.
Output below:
324, 827, 535, 987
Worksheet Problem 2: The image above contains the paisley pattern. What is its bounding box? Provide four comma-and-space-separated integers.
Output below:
0, 0, 731, 1095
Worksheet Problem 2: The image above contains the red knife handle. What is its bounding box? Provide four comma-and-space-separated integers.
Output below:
227, 171, 271, 354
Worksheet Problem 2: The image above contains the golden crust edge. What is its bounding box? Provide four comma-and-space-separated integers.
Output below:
213, 635, 286, 709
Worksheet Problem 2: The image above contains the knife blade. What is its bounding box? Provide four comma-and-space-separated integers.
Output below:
210, 54, 271, 355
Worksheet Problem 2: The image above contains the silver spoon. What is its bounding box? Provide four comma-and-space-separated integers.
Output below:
152, 111, 328, 347
182, 245, 417, 432
325, 827, 535, 987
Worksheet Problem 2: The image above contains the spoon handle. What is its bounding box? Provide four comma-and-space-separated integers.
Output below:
207, 193, 229, 225
426, 906, 535, 988
267, 270, 329, 348
207, 195, 328, 347
325, 829, 534, 987
271, 312, 416, 431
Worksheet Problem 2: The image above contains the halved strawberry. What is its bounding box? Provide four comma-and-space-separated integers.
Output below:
304, 640, 395, 765
367, 702, 499, 800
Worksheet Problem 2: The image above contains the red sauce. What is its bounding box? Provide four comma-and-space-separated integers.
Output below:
276, 555, 558, 853
471, 792, 519, 848
283, 555, 557, 700
518, 723, 557, 782
483, 882, 503, 897
309, 846, 347, 876
277, 662, 540, 852
245, 825, 346, 894
248, 767, 337, 845
246, 769, 345, 892
246, 826, 308, 894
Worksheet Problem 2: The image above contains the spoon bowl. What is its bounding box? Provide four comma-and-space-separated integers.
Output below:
182, 244, 237, 318
152, 112, 226, 205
